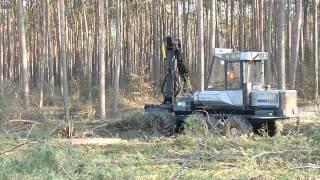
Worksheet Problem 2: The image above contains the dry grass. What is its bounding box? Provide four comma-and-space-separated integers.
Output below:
0, 113, 320, 179
0, 118, 319, 179
0, 80, 319, 178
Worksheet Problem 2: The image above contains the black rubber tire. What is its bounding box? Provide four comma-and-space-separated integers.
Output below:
158, 112, 176, 135
146, 111, 176, 136
252, 120, 283, 137
145, 107, 176, 135
252, 122, 264, 135
268, 120, 283, 137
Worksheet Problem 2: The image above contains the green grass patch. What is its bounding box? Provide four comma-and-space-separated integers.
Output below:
0, 109, 320, 179
1, 123, 319, 179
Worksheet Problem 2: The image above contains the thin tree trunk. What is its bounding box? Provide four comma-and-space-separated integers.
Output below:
286, 0, 292, 83
276, 0, 286, 90
18, 0, 30, 108
197, 0, 204, 91
152, 0, 159, 86
303, 0, 309, 52
57, 0, 63, 96
40, 0, 47, 108
0, 8, 3, 97
314, 0, 318, 99
266, 0, 273, 85
231, 0, 234, 46
206, 0, 216, 87
82, 0, 91, 99
259, 0, 265, 85
94, 1, 99, 88
239, 0, 244, 50
112, 0, 121, 115
47, 0, 54, 96
98, 0, 106, 119
182, 0, 190, 63
289, 0, 303, 89
174, 0, 179, 37
58, 0, 70, 133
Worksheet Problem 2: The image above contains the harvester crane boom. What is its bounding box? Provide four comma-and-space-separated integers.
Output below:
161, 36, 192, 104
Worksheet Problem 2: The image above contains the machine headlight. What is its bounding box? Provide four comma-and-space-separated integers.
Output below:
177, 102, 186, 107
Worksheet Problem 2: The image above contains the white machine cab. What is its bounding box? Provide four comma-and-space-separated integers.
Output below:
192, 48, 297, 118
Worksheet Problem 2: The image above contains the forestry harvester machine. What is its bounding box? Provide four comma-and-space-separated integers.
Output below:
145, 36, 298, 137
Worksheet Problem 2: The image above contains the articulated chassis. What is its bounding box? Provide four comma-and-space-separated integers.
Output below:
145, 38, 298, 136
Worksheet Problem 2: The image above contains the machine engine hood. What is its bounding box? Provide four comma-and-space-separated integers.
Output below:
193, 90, 243, 107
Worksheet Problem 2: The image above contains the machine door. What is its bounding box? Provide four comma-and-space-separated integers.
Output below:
226, 90, 243, 106
224, 61, 243, 106
202, 57, 244, 107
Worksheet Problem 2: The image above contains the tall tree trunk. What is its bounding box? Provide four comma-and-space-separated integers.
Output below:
0, 8, 3, 97
94, 1, 99, 88
47, 0, 54, 96
266, 0, 273, 85
206, 0, 216, 87
98, 0, 106, 119
230, 0, 234, 46
303, 0, 309, 52
82, 0, 91, 99
58, 0, 70, 133
197, 0, 204, 91
57, 0, 63, 96
286, 0, 292, 83
289, 0, 303, 89
314, 0, 319, 99
175, 0, 179, 37
183, 0, 190, 63
259, 0, 265, 85
112, 0, 121, 114
239, 0, 244, 50
40, 0, 47, 108
152, 0, 159, 86
276, 0, 286, 90
18, 0, 30, 108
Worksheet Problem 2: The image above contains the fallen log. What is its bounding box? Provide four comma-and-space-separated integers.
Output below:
63, 138, 125, 146
8, 119, 40, 125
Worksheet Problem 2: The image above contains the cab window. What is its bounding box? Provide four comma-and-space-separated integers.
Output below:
207, 60, 225, 90
226, 62, 241, 90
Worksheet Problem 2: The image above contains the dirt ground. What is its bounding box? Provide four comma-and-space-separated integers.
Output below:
0, 96, 319, 179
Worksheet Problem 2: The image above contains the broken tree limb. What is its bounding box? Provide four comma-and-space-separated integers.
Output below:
9, 119, 40, 125
289, 165, 320, 170
62, 138, 125, 146
0, 140, 36, 156
91, 122, 110, 131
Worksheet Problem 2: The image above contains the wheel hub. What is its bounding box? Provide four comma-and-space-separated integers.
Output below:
231, 127, 238, 137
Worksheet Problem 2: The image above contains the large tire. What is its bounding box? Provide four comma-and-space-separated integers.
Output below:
224, 116, 253, 138
146, 111, 176, 136
157, 112, 176, 135
252, 122, 265, 135
268, 120, 283, 137
252, 120, 283, 137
